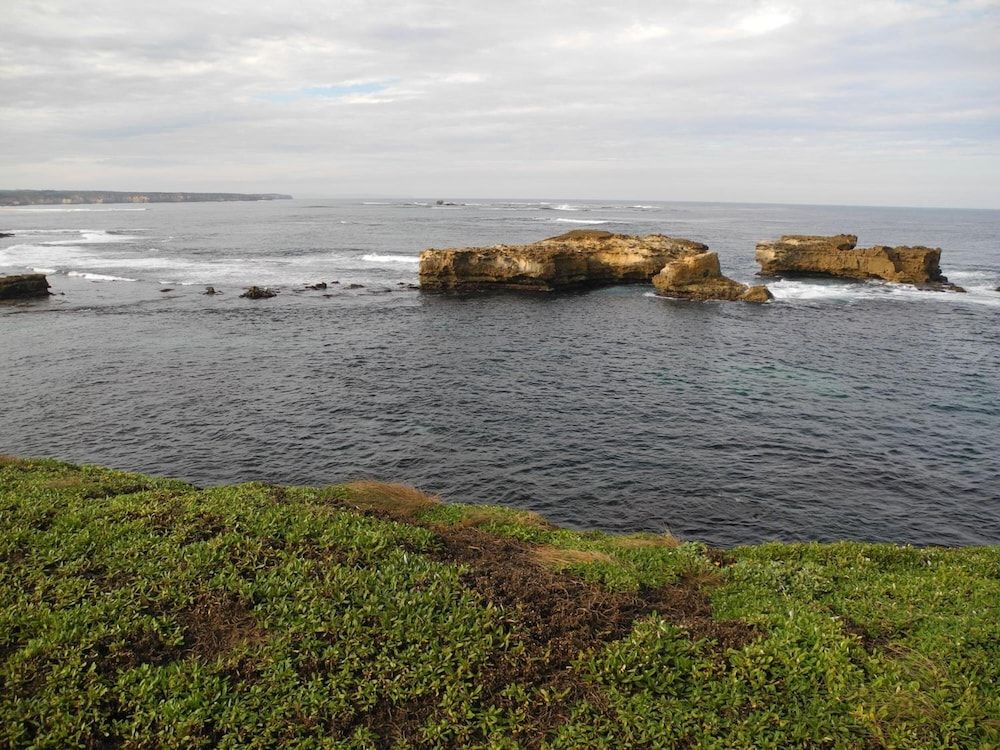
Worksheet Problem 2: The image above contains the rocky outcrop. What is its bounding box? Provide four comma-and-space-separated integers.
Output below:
0, 273, 50, 300
240, 286, 276, 299
652, 253, 773, 303
755, 235, 964, 290
419, 230, 708, 292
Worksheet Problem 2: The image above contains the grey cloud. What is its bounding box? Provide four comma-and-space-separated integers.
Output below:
1, 0, 998, 206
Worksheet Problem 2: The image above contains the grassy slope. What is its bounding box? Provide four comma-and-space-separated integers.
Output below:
0, 457, 997, 749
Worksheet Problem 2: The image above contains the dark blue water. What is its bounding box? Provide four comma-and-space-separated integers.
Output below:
2, 199, 999, 546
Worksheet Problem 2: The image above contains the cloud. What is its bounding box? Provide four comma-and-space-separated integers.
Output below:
0, 0, 997, 206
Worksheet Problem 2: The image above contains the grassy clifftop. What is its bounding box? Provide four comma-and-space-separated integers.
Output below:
1, 457, 997, 748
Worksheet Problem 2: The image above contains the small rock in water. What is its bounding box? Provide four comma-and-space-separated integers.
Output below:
347, 283, 365, 289
0, 273, 50, 300
160, 288, 173, 293
652, 252, 772, 303
0, 232, 14, 238
995, 286, 1000, 292
203, 286, 219, 295
306, 282, 328, 290
240, 286, 277, 299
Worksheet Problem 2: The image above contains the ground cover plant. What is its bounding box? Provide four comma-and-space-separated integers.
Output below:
1, 457, 997, 748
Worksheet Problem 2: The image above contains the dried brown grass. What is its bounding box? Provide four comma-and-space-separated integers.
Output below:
532, 545, 614, 567
341, 480, 440, 519
452, 508, 553, 531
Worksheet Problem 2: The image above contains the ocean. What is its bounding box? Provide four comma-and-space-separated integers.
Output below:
1, 198, 998, 546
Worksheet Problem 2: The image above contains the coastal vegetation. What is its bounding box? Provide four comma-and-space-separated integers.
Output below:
1, 457, 997, 748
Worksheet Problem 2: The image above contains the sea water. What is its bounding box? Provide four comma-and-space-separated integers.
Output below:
1, 199, 998, 546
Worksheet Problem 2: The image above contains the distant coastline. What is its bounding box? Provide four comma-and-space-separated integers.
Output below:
0, 189, 292, 206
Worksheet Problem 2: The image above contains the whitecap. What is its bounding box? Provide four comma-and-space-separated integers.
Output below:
551, 218, 618, 225
361, 253, 420, 265
43, 230, 137, 245
66, 271, 138, 282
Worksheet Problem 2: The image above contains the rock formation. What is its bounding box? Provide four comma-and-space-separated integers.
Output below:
240, 286, 277, 299
652, 253, 773, 303
419, 230, 708, 292
0, 273, 50, 300
755, 235, 964, 290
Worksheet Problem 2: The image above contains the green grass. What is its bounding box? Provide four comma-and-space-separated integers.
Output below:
1, 457, 997, 749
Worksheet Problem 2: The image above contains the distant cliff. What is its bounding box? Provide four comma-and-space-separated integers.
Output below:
0, 190, 293, 206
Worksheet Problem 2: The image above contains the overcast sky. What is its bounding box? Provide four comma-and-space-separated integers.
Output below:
2, 0, 998, 207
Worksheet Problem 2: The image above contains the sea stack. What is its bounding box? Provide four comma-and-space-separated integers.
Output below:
755, 234, 964, 291
652, 252, 773, 303
419, 230, 708, 292
0, 273, 51, 300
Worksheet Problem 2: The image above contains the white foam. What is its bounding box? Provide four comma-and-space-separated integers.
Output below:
767, 278, 1000, 307
361, 253, 420, 265
552, 218, 618, 225
43, 230, 137, 245
66, 271, 137, 282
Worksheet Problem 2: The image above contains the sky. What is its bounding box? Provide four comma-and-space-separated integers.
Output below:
2, 0, 999, 207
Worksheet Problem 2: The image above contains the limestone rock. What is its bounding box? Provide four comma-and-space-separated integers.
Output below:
740, 285, 775, 303
240, 286, 276, 299
0, 273, 50, 300
419, 230, 708, 292
755, 234, 963, 290
651, 252, 772, 303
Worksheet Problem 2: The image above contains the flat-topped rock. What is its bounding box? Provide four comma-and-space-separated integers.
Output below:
756, 234, 964, 290
419, 230, 708, 292
0, 273, 50, 300
652, 252, 773, 303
